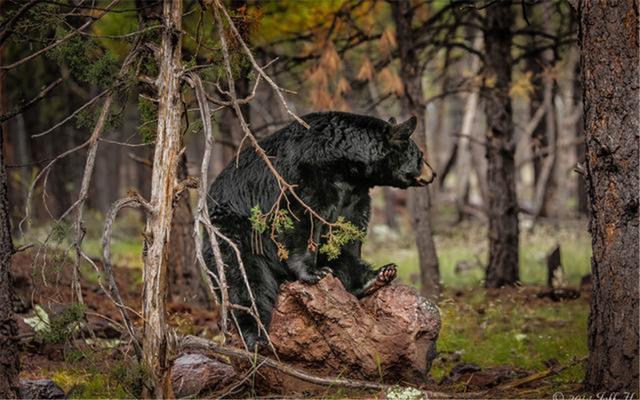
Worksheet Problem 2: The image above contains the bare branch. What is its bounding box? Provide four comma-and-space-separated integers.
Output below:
30, 87, 112, 138
184, 72, 230, 335
0, 78, 63, 123
213, 0, 309, 129
180, 335, 456, 398
102, 193, 152, 360
0, 0, 41, 46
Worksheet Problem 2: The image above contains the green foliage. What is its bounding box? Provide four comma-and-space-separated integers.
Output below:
52, 369, 129, 399
138, 96, 158, 143
109, 360, 147, 398
249, 205, 269, 234
51, 221, 72, 243
25, 303, 85, 344
42, 303, 86, 344
320, 216, 366, 260
272, 209, 294, 234
50, 35, 119, 89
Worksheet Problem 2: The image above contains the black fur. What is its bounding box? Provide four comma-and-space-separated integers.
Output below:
204, 111, 430, 348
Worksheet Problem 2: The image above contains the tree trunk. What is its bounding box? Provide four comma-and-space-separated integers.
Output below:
482, 2, 519, 288
367, 78, 398, 231
168, 154, 209, 307
0, 125, 20, 398
454, 36, 482, 220
580, 0, 639, 393
390, 0, 440, 299
142, 0, 183, 396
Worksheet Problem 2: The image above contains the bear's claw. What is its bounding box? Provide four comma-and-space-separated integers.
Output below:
364, 263, 397, 295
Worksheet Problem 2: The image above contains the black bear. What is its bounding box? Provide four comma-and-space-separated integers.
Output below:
204, 111, 435, 348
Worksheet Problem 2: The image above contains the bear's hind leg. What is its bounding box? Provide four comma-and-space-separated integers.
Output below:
228, 258, 279, 350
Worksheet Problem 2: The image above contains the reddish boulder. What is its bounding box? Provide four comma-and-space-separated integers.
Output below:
266, 275, 440, 389
171, 353, 237, 398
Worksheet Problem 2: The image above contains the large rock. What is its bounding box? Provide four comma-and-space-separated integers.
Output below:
171, 353, 237, 398
20, 379, 66, 399
266, 275, 440, 390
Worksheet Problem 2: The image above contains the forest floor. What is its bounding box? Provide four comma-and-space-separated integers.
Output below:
12, 215, 592, 399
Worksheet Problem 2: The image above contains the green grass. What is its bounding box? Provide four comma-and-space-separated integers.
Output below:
431, 290, 589, 389
364, 219, 592, 289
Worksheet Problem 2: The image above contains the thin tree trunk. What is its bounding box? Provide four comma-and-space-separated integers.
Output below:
482, 2, 519, 288
390, 0, 440, 299
0, 124, 19, 398
141, 0, 183, 396
454, 36, 482, 220
532, 76, 557, 218
168, 154, 209, 307
580, 0, 639, 393
0, 24, 19, 396
367, 79, 398, 231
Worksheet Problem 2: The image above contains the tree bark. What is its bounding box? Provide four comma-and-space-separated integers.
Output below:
580, 0, 639, 393
0, 125, 19, 398
389, 1, 440, 299
482, 2, 519, 288
142, 0, 184, 396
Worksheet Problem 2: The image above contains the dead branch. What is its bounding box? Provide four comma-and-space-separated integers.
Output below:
179, 335, 458, 398
184, 72, 230, 337
102, 193, 153, 360
0, 78, 63, 123
214, 0, 309, 129
30, 87, 112, 138
179, 336, 384, 391
19, 140, 90, 233
0, 0, 41, 45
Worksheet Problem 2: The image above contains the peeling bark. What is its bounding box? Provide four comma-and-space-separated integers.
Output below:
142, 0, 184, 396
580, 0, 639, 393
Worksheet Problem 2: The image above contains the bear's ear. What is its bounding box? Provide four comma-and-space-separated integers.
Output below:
388, 117, 397, 125
390, 116, 417, 141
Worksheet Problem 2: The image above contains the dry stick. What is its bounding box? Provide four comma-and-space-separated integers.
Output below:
202, 217, 279, 358
70, 94, 115, 306
102, 194, 152, 360
30, 87, 112, 138
19, 140, 90, 234
0, 0, 121, 71
496, 357, 587, 391
203, 58, 277, 107
211, 4, 332, 231
180, 335, 453, 398
184, 72, 230, 336
70, 42, 141, 307
214, 0, 309, 130
0, 78, 63, 123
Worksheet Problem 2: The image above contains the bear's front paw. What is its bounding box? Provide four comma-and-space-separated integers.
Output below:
364, 263, 397, 295
298, 268, 330, 284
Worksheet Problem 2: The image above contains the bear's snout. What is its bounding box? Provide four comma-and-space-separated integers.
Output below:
416, 160, 436, 186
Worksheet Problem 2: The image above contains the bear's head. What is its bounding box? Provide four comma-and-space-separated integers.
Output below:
297, 112, 435, 189
377, 116, 435, 188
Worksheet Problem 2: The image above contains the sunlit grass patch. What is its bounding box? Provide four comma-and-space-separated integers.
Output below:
364, 219, 591, 289
431, 290, 589, 387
